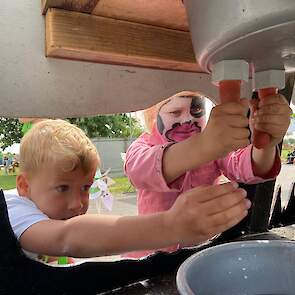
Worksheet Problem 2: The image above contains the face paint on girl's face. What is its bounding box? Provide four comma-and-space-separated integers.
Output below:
156, 95, 206, 142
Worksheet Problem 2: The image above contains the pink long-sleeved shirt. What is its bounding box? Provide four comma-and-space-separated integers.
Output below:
124, 132, 280, 258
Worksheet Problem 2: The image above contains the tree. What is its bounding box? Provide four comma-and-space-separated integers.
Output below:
0, 114, 143, 150
68, 114, 143, 139
0, 118, 23, 150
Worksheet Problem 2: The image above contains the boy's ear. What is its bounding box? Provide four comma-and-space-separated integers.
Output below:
16, 174, 30, 196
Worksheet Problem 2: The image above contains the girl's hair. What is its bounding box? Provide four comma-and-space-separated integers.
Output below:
20, 119, 100, 176
142, 90, 207, 133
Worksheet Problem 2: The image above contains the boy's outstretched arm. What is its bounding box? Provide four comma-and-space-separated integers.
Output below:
19, 183, 250, 258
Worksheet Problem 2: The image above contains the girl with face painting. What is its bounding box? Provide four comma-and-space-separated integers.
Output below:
124, 90, 291, 258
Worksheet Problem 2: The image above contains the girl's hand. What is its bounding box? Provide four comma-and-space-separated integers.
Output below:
165, 182, 250, 246
250, 94, 292, 148
200, 100, 250, 160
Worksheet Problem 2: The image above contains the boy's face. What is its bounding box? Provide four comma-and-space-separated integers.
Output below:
156, 95, 206, 142
20, 162, 97, 220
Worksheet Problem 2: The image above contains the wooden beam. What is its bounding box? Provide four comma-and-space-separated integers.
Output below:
46, 9, 200, 72
42, 0, 99, 14
41, 0, 189, 31
92, 0, 189, 31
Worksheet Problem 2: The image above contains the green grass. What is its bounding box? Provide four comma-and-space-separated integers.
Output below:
281, 149, 291, 161
0, 167, 18, 190
109, 177, 135, 194
0, 172, 135, 195
0, 174, 17, 190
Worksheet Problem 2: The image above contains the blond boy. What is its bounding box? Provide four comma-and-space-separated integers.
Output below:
4, 119, 250, 260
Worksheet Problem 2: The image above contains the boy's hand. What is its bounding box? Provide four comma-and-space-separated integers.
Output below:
165, 182, 250, 246
200, 100, 250, 160
250, 94, 292, 148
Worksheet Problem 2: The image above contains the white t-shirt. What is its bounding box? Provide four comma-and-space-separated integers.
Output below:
4, 189, 49, 259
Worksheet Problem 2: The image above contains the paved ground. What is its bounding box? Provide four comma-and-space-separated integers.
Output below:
87, 192, 137, 216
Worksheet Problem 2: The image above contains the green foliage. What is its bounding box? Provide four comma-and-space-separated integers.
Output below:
288, 138, 295, 144
0, 173, 17, 190
68, 114, 143, 139
0, 118, 23, 150
0, 114, 143, 151
109, 177, 135, 194
284, 135, 295, 145
281, 149, 290, 160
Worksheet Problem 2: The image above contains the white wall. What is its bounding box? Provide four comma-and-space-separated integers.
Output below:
92, 138, 134, 177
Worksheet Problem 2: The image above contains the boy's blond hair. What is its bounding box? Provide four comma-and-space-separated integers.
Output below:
143, 90, 207, 133
20, 119, 99, 176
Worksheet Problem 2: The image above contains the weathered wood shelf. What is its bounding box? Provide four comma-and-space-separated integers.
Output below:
46, 8, 199, 72
41, 0, 189, 31
43, 0, 201, 72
